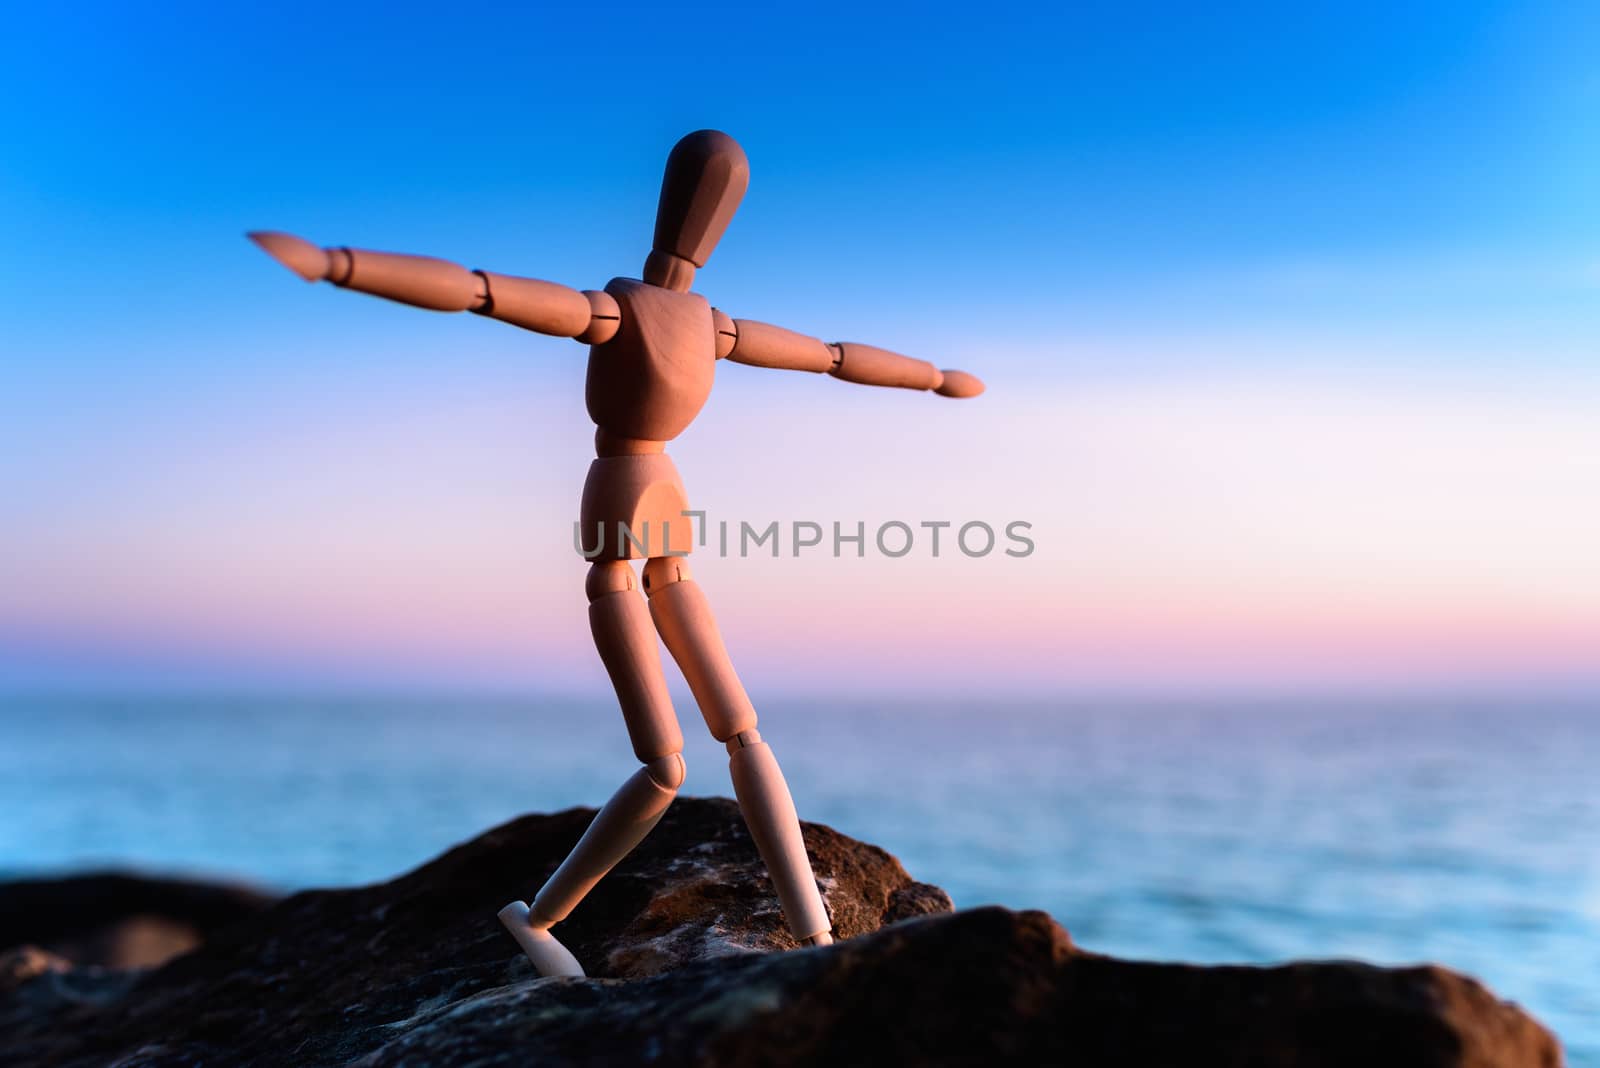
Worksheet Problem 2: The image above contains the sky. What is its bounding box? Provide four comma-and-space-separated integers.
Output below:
1, 1, 1596, 697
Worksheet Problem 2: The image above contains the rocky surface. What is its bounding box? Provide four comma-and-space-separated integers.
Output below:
0, 871, 278, 977
0, 797, 1561, 1067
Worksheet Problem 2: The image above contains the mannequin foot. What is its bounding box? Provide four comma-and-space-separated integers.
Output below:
497, 901, 586, 977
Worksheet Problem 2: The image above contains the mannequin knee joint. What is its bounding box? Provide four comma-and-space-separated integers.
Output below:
646, 752, 686, 791
586, 560, 635, 601
641, 556, 692, 595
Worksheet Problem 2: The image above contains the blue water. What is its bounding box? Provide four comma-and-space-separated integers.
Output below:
2, 696, 1596, 1062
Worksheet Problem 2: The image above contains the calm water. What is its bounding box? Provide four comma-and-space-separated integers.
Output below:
3, 696, 1597, 1062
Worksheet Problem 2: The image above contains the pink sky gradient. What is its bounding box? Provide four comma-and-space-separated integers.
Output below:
4, 338, 1595, 696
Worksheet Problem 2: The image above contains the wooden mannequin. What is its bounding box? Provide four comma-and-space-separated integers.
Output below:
249, 130, 984, 978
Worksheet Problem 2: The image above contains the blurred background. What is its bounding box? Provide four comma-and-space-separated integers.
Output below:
1, 1, 1596, 1060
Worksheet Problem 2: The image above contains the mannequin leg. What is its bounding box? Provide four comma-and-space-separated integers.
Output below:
499, 560, 687, 976
642, 556, 832, 945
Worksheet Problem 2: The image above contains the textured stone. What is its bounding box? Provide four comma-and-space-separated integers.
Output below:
0, 871, 277, 971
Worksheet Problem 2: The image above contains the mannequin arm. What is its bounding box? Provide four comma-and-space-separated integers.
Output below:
715, 313, 983, 398
246, 231, 620, 343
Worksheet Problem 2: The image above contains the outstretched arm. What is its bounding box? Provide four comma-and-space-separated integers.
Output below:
714, 312, 984, 398
247, 231, 621, 344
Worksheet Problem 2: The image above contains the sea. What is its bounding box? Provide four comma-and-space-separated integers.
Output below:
2, 695, 1596, 1063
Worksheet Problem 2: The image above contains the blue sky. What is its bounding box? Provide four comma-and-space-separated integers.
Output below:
1, 2, 1596, 693
4, 1, 1595, 368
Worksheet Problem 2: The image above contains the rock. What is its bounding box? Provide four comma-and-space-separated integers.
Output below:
0, 797, 1560, 1067
0, 872, 278, 971
0, 946, 70, 994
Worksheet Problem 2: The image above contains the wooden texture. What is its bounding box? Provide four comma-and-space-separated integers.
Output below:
334, 247, 482, 311
935, 369, 985, 398
578, 289, 622, 345
526, 757, 681, 926
645, 572, 758, 742
726, 318, 835, 373
474, 271, 592, 337
729, 738, 834, 941
585, 278, 714, 442
246, 231, 329, 282
497, 901, 584, 976
642, 251, 697, 293
587, 575, 684, 763
594, 429, 666, 457
711, 308, 737, 359
579, 453, 694, 560
650, 130, 749, 271
829, 341, 944, 391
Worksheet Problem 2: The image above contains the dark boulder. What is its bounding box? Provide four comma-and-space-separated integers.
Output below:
0, 871, 277, 976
